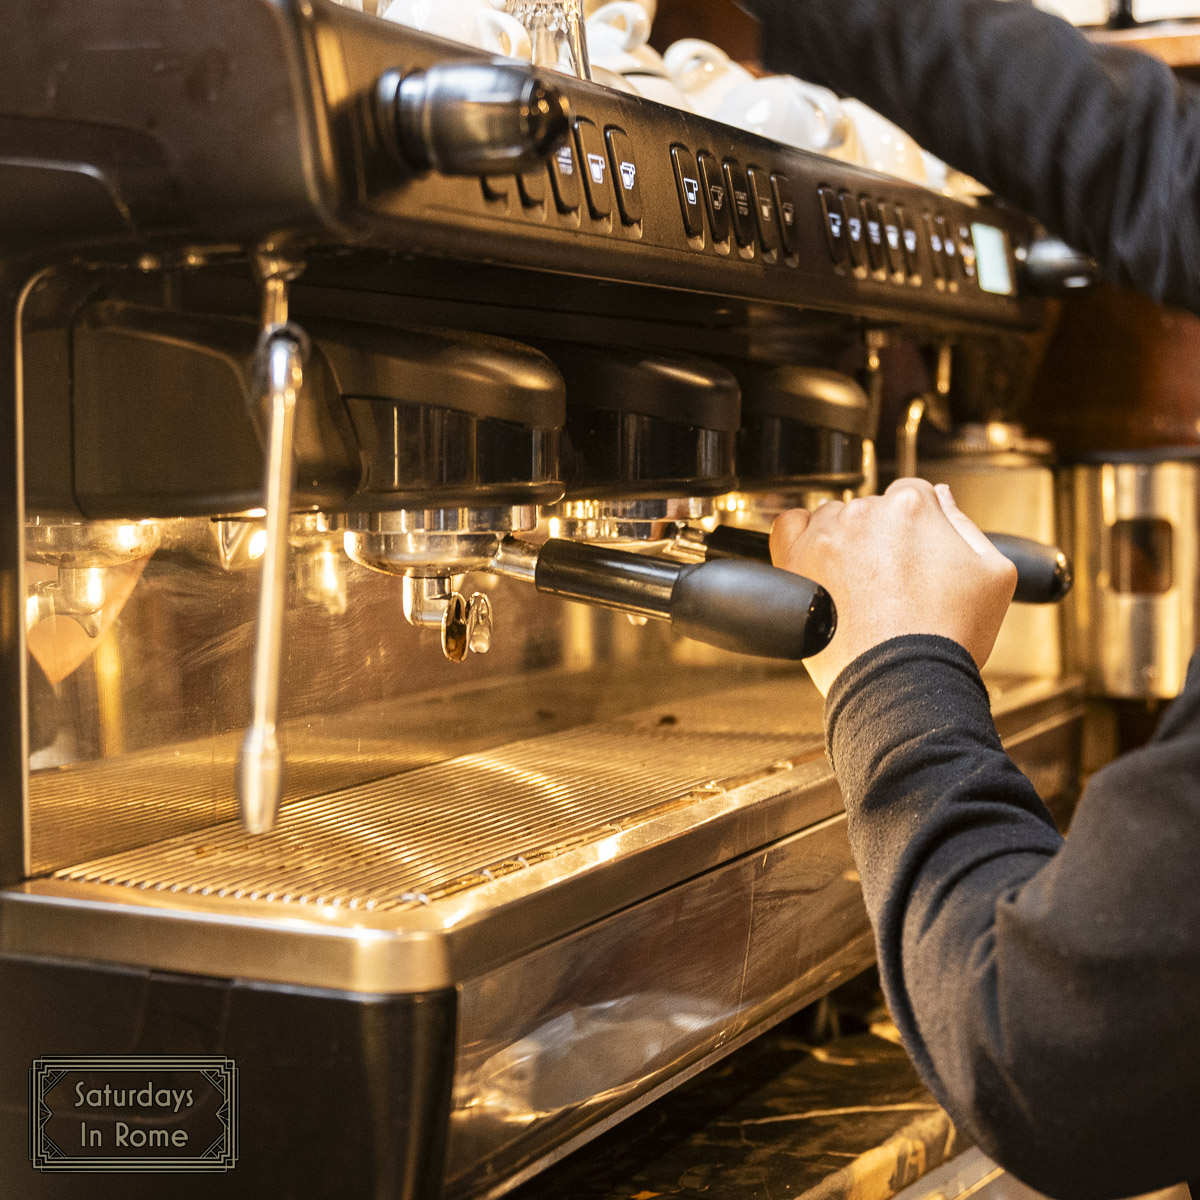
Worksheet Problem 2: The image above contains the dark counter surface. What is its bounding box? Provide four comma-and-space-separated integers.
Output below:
510, 975, 965, 1200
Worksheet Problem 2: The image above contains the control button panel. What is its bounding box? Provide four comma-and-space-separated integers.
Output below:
481, 176, 511, 202
839, 192, 868, 272
879, 202, 905, 278
818, 186, 846, 263
956, 221, 978, 281
772, 173, 799, 256
748, 167, 779, 255
724, 160, 755, 248
466, 101, 1022, 317
898, 207, 921, 276
671, 145, 704, 238
518, 168, 545, 208
549, 140, 582, 213
698, 152, 730, 243
861, 197, 885, 274
574, 119, 613, 219
605, 127, 642, 225
923, 212, 947, 282
936, 215, 958, 280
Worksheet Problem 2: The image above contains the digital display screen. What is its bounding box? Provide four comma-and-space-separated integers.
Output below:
971, 223, 1014, 296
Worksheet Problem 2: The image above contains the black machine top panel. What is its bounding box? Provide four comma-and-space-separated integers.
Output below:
0, 0, 1041, 334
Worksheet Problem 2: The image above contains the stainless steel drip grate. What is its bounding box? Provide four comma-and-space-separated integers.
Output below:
52, 723, 823, 911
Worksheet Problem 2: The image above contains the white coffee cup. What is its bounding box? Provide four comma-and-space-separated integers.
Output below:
382, 0, 533, 59
663, 39, 754, 117
584, 0, 655, 26
589, 64, 639, 95
832, 101, 927, 183
587, 2, 693, 109
586, 0, 650, 51
713, 76, 848, 154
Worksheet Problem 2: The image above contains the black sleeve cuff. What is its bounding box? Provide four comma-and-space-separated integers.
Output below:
824, 634, 999, 806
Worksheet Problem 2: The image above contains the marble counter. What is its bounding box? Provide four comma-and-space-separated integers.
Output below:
510, 988, 964, 1200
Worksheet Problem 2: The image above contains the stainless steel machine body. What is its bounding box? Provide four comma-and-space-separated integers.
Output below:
0, 3, 1084, 1196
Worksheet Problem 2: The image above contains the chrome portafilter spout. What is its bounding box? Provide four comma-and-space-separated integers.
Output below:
336, 506, 532, 662
25, 518, 163, 637
401, 576, 493, 662
237, 253, 308, 837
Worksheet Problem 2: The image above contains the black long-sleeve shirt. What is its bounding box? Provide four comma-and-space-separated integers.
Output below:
743, 0, 1200, 313
733, 0, 1200, 1193
827, 638, 1200, 1198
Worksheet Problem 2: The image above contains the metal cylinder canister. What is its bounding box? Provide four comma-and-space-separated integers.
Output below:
1061, 461, 1199, 698
925, 423, 1062, 680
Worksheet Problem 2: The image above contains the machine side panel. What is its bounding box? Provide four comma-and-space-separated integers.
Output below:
0, 957, 457, 1199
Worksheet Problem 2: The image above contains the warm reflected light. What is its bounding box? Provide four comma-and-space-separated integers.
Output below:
547, 517, 561, 539
115, 523, 141, 550
319, 549, 340, 595
248, 529, 269, 560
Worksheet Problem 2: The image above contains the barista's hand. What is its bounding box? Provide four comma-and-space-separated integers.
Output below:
770, 479, 1017, 696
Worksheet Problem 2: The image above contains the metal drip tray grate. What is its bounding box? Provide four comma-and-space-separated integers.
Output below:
53, 722, 822, 912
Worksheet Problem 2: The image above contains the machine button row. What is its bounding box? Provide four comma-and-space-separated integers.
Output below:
491, 121, 641, 227
725, 160, 755, 247
819, 187, 976, 288
673, 146, 799, 258
672, 145, 705, 237
697, 152, 729, 242
748, 167, 779, 254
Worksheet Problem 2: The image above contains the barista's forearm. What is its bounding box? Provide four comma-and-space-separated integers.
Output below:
739, 0, 1200, 312
824, 637, 1067, 1180
826, 636, 1200, 1196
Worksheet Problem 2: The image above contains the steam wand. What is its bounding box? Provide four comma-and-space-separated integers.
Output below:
237, 254, 307, 836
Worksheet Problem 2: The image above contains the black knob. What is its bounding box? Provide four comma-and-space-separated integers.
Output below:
1020, 237, 1099, 294
376, 62, 570, 176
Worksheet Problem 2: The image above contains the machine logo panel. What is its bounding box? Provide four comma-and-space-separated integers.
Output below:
30, 1056, 238, 1173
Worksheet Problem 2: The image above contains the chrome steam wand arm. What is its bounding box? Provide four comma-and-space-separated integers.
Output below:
237, 257, 307, 836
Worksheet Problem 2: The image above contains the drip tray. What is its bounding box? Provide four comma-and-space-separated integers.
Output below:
52, 724, 819, 910
1, 674, 1084, 996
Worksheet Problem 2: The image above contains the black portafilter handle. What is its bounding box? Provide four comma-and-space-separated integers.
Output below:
985, 534, 1074, 605
532, 538, 837, 661
698, 526, 1073, 605
376, 62, 570, 176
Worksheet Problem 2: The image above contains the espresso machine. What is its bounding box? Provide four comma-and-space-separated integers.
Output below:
0, 3, 1086, 1197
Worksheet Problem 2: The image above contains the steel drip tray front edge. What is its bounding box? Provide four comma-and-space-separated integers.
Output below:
0, 758, 843, 995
